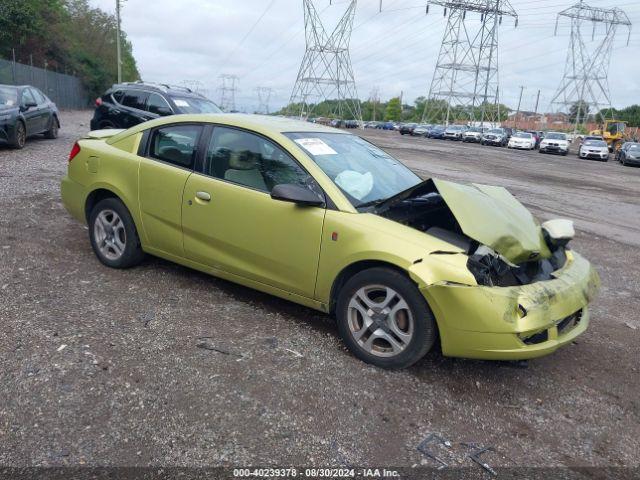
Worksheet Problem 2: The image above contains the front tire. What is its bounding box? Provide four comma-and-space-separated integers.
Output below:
336, 268, 436, 369
10, 121, 26, 149
89, 198, 144, 269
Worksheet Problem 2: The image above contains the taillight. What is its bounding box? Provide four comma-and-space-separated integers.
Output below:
69, 142, 81, 162
95, 97, 102, 106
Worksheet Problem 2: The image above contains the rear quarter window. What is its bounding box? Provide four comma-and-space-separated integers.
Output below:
121, 90, 148, 110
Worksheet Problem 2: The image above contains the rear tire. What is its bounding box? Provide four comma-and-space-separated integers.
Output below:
44, 116, 59, 139
89, 198, 144, 269
336, 267, 436, 369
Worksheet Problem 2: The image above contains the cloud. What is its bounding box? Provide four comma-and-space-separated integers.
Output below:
90, 0, 640, 112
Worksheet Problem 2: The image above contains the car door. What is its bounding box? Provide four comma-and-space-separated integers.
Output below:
181, 125, 326, 298
29, 88, 50, 132
19, 89, 41, 134
138, 123, 204, 257
120, 90, 151, 128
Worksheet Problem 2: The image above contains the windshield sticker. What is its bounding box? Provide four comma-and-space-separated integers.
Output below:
174, 99, 190, 107
295, 138, 338, 156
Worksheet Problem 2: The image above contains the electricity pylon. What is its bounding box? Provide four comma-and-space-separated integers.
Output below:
422, 0, 517, 126
549, 1, 631, 130
255, 87, 274, 114
288, 0, 362, 124
218, 74, 239, 112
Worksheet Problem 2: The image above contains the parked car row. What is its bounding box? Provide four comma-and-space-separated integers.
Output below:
379, 121, 638, 167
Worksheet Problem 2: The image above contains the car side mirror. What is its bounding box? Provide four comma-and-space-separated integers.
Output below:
271, 184, 324, 207
21, 101, 37, 111
156, 106, 172, 116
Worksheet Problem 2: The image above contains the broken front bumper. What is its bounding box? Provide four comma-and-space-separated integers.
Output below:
422, 250, 600, 360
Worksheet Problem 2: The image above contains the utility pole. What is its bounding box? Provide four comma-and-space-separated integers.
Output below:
369, 87, 380, 121
116, 0, 123, 83
549, 1, 631, 132
288, 0, 362, 125
423, 0, 517, 125
515, 85, 524, 129
533, 89, 541, 129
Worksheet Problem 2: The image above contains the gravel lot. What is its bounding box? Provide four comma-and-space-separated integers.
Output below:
1, 111, 639, 474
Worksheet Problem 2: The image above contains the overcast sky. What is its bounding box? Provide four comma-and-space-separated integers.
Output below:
90, 0, 640, 113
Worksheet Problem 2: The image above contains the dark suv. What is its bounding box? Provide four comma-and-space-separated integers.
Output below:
90, 82, 221, 130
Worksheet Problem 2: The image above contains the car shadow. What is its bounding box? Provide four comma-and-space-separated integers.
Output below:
140, 254, 535, 378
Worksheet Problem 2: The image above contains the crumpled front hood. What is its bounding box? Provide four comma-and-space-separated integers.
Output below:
433, 179, 551, 264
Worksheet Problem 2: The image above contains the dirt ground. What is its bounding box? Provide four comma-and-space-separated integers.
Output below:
1, 111, 639, 475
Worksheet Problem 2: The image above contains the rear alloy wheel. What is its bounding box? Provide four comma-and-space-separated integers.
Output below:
10, 121, 26, 149
44, 117, 59, 139
336, 268, 436, 369
89, 198, 144, 268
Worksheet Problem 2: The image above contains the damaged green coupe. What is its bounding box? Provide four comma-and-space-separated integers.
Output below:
61, 115, 600, 368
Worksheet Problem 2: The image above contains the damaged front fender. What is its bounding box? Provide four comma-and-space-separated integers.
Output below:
418, 250, 600, 359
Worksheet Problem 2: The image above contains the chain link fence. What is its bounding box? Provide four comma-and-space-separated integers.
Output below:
0, 57, 87, 109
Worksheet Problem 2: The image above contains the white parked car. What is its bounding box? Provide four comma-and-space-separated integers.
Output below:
578, 139, 609, 162
539, 132, 569, 156
443, 125, 468, 140
462, 127, 485, 143
507, 131, 535, 150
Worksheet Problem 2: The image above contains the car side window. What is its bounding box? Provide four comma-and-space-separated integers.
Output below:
30, 88, 46, 104
148, 125, 202, 169
147, 93, 172, 115
112, 90, 125, 104
204, 127, 313, 193
21, 89, 37, 107
122, 90, 148, 110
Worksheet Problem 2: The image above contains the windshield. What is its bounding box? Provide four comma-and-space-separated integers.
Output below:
285, 132, 421, 208
487, 129, 503, 134
0, 86, 18, 107
171, 96, 221, 113
584, 140, 607, 147
467, 127, 482, 132
629, 144, 640, 151
545, 132, 567, 140
447, 125, 463, 130
514, 132, 531, 138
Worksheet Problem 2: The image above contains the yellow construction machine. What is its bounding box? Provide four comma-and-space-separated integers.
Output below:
590, 120, 630, 152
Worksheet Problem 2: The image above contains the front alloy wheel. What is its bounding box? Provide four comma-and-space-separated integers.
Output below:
347, 285, 414, 358
336, 267, 436, 369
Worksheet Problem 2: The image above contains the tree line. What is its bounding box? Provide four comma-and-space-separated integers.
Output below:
277, 96, 512, 123
0, 0, 139, 100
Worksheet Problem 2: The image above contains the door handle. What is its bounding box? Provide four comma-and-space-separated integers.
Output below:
195, 191, 211, 201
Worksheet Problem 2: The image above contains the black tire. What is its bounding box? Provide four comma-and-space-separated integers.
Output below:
44, 116, 59, 139
336, 267, 437, 369
9, 121, 26, 149
88, 197, 144, 269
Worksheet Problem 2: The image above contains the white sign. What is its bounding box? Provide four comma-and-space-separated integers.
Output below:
294, 138, 338, 156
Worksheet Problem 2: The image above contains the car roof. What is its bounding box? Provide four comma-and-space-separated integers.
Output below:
109, 82, 205, 98
107, 113, 346, 144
